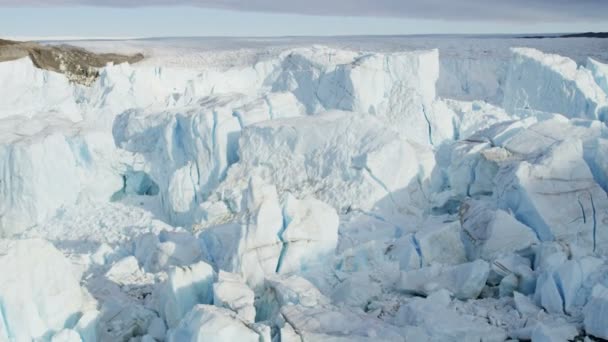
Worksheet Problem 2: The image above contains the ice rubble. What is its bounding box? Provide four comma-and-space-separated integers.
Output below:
2, 43, 608, 341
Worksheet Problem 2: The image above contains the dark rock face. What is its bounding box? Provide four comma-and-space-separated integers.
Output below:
0, 39, 144, 85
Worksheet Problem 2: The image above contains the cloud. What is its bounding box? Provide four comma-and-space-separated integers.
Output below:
0, 0, 605, 22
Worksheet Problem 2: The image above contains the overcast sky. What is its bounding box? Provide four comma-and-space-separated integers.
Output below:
0, 0, 606, 37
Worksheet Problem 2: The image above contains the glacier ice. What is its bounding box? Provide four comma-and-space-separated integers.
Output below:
158, 261, 216, 328
0, 120, 122, 236
212, 271, 256, 323
503, 48, 608, 120
584, 284, 608, 340
2, 40, 608, 341
0, 239, 87, 341
587, 58, 608, 96
460, 199, 538, 260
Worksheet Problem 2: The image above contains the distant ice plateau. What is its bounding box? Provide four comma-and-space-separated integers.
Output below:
1, 36, 608, 341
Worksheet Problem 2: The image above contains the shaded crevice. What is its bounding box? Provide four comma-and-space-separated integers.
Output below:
421, 104, 434, 146
411, 234, 423, 268
590, 192, 598, 252
362, 166, 399, 209
275, 207, 291, 273
552, 272, 566, 314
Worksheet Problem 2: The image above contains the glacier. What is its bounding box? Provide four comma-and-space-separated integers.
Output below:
1, 36, 608, 341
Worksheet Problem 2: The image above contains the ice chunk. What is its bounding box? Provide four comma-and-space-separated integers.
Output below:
213, 271, 256, 323
535, 257, 603, 315
266, 275, 331, 308
398, 260, 489, 300
216, 111, 432, 216
587, 58, 608, 96
97, 303, 158, 341
167, 305, 263, 342
446, 99, 514, 140
331, 272, 382, 308
0, 58, 81, 121
158, 261, 216, 328
460, 200, 538, 260
134, 230, 203, 273
415, 221, 466, 266
276, 194, 339, 274
0, 121, 122, 236
74, 310, 100, 342
0, 239, 84, 341
51, 329, 82, 342
500, 139, 608, 252
386, 234, 422, 271
530, 322, 578, 342
584, 284, 608, 340
201, 179, 340, 288
105, 256, 142, 286
503, 48, 608, 120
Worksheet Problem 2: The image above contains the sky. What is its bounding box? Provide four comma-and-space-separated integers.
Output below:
0, 0, 606, 38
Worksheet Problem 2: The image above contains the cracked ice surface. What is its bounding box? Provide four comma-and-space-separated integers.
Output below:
2, 37, 608, 341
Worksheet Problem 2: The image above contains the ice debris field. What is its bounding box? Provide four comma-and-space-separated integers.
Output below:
2, 36, 608, 341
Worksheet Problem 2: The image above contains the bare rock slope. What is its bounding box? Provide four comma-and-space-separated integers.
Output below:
0, 39, 143, 84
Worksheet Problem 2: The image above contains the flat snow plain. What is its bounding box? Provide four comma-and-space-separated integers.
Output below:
1, 35, 608, 341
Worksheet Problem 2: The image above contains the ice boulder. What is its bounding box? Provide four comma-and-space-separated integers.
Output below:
503, 48, 608, 120
0, 118, 122, 236
584, 284, 608, 339
167, 305, 265, 342
134, 230, 203, 273
398, 259, 490, 300
415, 220, 466, 266
212, 271, 256, 323
261, 274, 331, 320
200, 178, 283, 287
216, 111, 434, 216
276, 194, 339, 274
587, 58, 608, 96
460, 199, 538, 260
200, 178, 339, 288
158, 261, 216, 328
0, 239, 85, 341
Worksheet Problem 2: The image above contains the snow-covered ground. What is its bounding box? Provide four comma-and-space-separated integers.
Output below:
1, 36, 608, 341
